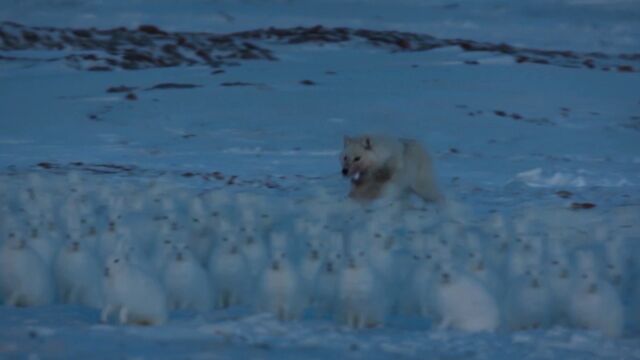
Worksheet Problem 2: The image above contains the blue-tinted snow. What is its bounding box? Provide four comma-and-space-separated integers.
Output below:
1, 1, 640, 359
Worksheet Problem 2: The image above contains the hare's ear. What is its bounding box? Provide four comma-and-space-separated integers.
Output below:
343, 135, 353, 147
363, 136, 372, 150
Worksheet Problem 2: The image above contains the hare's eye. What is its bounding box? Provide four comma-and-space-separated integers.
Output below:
354, 156, 361, 162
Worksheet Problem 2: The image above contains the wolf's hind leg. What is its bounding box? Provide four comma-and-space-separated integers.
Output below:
412, 170, 444, 204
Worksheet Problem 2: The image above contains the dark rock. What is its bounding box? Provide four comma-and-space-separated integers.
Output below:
212, 171, 225, 180
138, 24, 167, 36
396, 38, 411, 49
147, 83, 201, 90
107, 85, 137, 93
570, 202, 596, 210
72, 29, 92, 38
221, 82, 255, 87
22, 31, 39, 42
556, 190, 573, 199
87, 66, 112, 71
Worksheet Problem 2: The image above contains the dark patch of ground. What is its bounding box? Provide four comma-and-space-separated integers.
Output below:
1, 22, 638, 72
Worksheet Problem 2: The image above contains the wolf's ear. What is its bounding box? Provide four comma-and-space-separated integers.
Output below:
343, 135, 353, 147
363, 136, 372, 150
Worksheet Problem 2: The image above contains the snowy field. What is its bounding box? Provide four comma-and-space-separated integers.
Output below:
1, 0, 640, 359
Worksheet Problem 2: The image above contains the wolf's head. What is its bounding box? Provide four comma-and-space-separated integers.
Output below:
340, 135, 377, 185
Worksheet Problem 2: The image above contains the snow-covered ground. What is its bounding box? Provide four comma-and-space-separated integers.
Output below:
1, 1, 640, 359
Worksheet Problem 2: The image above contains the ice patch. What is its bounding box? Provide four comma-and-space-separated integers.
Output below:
515, 168, 633, 188
515, 168, 588, 188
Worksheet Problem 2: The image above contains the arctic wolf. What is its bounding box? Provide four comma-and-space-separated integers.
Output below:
340, 135, 443, 203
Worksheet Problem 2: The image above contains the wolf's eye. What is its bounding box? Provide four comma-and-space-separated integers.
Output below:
354, 156, 361, 162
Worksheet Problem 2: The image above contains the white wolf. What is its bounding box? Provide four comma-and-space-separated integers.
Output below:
340, 135, 443, 203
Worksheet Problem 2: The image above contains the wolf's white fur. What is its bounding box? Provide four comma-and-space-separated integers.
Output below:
341, 134, 443, 203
